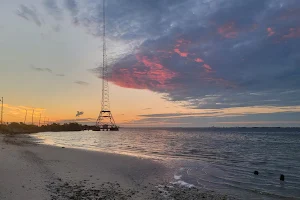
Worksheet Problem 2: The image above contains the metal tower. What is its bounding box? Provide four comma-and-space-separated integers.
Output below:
95, 0, 119, 131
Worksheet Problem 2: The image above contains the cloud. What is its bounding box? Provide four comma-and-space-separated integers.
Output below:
267, 27, 275, 37
31, 65, 65, 78
31, 66, 53, 73
64, 0, 79, 25
43, 0, 63, 20
195, 58, 204, 63
64, 0, 78, 16
52, 24, 61, 32
3, 104, 46, 122
74, 81, 89, 86
132, 106, 300, 126
100, 0, 300, 109
283, 28, 300, 39
138, 112, 221, 118
40, 0, 300, 110
131, 110, 300, 127
16, 5, 43, 27
218, 22, 238, 38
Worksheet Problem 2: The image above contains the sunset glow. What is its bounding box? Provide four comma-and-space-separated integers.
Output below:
0, 0, 299, 127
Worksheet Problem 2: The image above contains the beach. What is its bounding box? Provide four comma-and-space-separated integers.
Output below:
0, 133, 230, 200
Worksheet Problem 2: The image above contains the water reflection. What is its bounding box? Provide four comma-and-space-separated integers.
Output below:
32, 128, 300, 199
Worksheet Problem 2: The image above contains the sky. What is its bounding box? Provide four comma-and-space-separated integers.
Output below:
1, 0, 300, 127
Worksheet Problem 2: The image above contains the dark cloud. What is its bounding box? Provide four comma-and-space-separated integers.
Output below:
91, 0, 300, 109
64, 0, 79, 25
44, 0, 300, 109
64, 0, 78, 16
16, 5, 43, 27
74, 81, 89, 86
43, 0, 63, 20
133, 112, 300, 127
52, 24, 61, 32
31, 66, 53, 73
31, 65, 66, 78
139, 112, 222, 118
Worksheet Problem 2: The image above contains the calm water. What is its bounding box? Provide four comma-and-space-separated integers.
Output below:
32, 128, 300, 199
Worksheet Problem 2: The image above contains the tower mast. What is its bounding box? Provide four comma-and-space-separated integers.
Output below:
95, 0, 118, 131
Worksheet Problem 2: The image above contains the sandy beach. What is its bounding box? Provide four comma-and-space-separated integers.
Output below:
0, 133, 232, 200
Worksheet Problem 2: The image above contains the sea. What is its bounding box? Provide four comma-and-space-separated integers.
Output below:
32, 128, 300, 199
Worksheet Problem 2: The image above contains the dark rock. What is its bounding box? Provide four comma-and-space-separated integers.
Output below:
61, 147, 65, 148
254, 171, 259, 175
280, 174, 285, 181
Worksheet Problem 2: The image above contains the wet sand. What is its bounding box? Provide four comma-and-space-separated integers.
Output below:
0, 133, 232, 200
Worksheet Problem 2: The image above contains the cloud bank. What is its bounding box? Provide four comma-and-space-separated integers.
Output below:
41, 0, 300, 109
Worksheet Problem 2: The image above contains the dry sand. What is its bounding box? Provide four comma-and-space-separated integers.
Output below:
0, 133, 233, 200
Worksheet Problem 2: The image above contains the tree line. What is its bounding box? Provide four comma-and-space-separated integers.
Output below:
0, 122, 97, 134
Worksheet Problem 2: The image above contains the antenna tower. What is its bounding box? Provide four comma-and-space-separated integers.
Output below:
95, 0, 118, 131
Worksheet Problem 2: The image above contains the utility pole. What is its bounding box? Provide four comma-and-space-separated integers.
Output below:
0, 97, 3, 124
32, 109, 35, 125
39, 113, 42, 127
24, 109, 27, 124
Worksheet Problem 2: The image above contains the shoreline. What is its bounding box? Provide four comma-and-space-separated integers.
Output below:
0, 133, 233, 200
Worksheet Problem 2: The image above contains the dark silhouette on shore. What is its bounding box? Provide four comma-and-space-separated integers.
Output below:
0, 122, 97, 134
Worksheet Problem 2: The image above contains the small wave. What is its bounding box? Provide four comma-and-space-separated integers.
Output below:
174, 175, 182, 180
172, 170, 194, 188
170, 180, 195, 188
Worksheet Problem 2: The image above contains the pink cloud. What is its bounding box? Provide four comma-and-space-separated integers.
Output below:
203, 64, 213, 73
195, 58, 204, 63
174, 48, 188, 57
218, 22, 238, 38
283, 28, 300, 39
267, 27, 275, 37
279, 8, 300, 20
173, 39, 190, 57
109, 55, 177, 90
